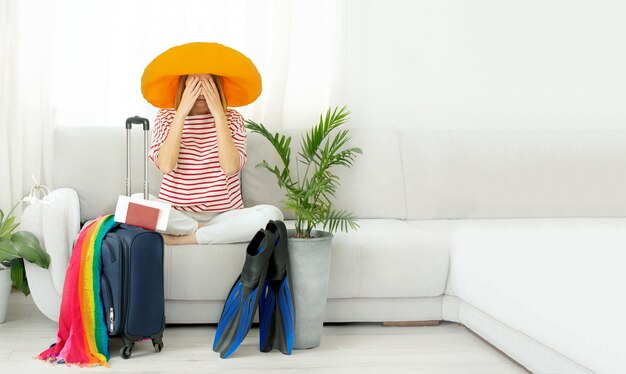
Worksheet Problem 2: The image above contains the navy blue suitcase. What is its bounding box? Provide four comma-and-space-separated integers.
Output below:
100, 116, 165, 359
101, 223, 165, 359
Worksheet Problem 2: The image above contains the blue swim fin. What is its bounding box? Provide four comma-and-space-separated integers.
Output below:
259, 220, 295, 355
213, 229, 275, 358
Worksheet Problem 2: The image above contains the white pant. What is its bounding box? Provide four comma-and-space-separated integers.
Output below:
131, 193, 284, 245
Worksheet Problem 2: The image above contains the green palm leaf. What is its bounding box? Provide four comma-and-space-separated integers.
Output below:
245, 120, 292, 169
300, 106, 350, 164
245, 106, 362, 238
322, 208, 360, 234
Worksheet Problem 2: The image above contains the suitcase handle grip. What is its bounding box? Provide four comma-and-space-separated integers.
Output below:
126, 116, 150, 131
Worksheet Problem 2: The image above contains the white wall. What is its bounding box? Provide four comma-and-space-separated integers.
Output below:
337, 0, 626, 129
9, 0, 626, 131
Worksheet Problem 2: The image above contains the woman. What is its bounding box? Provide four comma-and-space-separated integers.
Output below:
138, 43, 283, 245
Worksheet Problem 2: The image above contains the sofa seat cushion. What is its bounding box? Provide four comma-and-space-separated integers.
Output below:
409, 218, 626, 374
164, 242, 247, 301
164, 219, 448, 302
323, 219, 448, 299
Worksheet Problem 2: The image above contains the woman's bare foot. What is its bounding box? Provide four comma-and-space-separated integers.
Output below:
162, 233, 198, 246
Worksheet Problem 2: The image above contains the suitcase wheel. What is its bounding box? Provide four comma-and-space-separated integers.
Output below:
121, 344, 133, 359
153, 339, 163, 352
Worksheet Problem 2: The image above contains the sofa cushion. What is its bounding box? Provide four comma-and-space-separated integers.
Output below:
164, 242, 247, 301
54, 126, 408, 221
325, 219, 448, 299
165, 219, 448, 301
413, 218, 626, 374
321, 128, 407, 220
407, 219, 463, 296
400, 129, 626, 219
53, 127, 159, 221
242, 127, 407, 220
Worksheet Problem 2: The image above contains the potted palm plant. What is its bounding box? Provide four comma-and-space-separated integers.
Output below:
246, 105, 362, 349
0, 200, 50, 324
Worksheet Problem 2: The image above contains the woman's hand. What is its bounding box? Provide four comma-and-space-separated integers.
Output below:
200, 75, 238, 175
178, 76, 202, 116
201, 75, 225, 119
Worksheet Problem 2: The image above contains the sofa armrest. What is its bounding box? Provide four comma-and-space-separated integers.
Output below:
20, 188, 80, 322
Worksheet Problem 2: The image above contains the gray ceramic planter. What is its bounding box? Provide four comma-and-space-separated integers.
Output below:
286, 229, 333, 349
0, 269, 11, 324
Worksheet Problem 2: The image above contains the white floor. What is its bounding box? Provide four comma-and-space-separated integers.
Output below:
0, 290, 529, 373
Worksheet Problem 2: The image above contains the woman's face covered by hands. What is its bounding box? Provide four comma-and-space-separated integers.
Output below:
185, 74, 224, 116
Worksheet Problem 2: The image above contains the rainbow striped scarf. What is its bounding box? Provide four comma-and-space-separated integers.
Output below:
37, 214, 118, 367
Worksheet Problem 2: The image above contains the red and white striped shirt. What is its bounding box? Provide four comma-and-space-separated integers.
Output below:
148, 108, 247, 213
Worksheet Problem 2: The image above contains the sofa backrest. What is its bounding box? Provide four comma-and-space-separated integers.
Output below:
52, 126, 626, 221
242, 127, 407, 221
399, 129, 626, 219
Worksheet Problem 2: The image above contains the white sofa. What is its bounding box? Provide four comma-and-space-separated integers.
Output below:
27, 126, 626, 373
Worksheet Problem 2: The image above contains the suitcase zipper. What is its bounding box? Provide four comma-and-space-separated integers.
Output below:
108, 231, 131, 333
102, 274, 115, 333
106, 232, 127, 334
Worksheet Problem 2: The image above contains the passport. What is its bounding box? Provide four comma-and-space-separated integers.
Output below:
125, 202, 159, 231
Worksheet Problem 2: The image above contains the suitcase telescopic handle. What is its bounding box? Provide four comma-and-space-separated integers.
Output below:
126, 116, 150, 131
125, 116, 151, 199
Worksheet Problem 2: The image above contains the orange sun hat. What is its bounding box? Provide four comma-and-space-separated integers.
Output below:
141, 42, 262, 108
